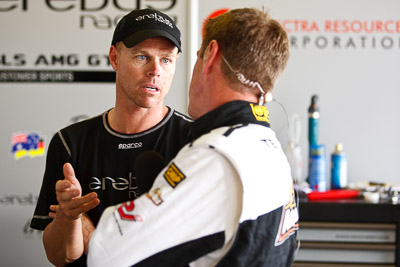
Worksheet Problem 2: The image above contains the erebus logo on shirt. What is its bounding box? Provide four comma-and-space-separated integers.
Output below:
118, 142, 142, 150
275, 185, 299, 246
89, 172, 140, 199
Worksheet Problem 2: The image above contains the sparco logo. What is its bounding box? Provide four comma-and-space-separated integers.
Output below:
118, 142, 142, 149
136, 12, 173, 28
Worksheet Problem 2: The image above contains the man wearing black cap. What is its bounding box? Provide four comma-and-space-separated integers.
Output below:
30, 8, 191, 266
88, 7, 298, 267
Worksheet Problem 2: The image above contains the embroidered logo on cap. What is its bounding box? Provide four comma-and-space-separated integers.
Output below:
136, 12, 174, 28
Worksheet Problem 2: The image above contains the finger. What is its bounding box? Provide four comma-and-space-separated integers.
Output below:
49, 205, 59, 212
59, 192, 98, 212
63, 163, 79, 186
55, 179, 72, 192
73, 192, 98, 207
56, 188, 81, 203
63, 197, 100, 219
81, 198, 100, 214
49, 205, 58, 219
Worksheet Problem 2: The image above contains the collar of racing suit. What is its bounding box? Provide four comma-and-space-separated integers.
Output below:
191, 100, 271, 140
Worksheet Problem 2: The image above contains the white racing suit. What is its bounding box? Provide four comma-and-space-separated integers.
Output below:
88, 101, 299, 267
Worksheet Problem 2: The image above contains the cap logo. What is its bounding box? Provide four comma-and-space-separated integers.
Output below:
136, 12, 174, 28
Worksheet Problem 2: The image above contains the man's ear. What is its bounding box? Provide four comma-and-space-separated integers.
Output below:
203, 40, 220, 74
109, 45, 118, 71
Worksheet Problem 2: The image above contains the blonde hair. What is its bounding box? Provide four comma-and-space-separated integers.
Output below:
201, 8, 289, 94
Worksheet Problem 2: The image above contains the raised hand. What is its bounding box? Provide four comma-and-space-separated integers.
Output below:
54, 163, 100, 221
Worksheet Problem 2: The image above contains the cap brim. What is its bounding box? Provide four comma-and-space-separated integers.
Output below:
122, 29, 182, 52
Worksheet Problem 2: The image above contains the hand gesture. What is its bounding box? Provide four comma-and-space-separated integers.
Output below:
54, 163, 100, 221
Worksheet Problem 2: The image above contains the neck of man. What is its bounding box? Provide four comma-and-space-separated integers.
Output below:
107, 104, 168, 134
206, 74, 259, 116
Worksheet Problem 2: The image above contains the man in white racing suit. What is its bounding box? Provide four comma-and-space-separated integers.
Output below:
87, 7, 299, 267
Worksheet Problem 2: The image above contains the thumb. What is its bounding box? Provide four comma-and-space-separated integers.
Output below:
63, 163, 81, 190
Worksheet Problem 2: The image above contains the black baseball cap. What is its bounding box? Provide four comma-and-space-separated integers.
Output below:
111, 8, 182, 52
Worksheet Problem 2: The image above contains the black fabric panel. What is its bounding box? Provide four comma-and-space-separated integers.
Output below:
216, 208, 297, 267
132, 232, 225, 267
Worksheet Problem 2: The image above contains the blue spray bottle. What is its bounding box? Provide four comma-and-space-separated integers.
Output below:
307, 95, 326, 191
331, 143, 348, 189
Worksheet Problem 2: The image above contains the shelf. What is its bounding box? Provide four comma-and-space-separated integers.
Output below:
295, 199, 400, 266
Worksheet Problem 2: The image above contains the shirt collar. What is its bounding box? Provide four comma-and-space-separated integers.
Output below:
191, 100, 271, 140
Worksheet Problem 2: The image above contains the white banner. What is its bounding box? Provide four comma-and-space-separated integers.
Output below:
0, 1, 189, 266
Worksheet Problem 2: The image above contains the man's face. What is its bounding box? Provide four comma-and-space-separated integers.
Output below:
111, 37, 179, 110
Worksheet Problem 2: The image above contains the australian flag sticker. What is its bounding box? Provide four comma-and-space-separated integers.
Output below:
11, 132, 45, 160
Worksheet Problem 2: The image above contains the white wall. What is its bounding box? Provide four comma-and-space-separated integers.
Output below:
196, 0, 400, 186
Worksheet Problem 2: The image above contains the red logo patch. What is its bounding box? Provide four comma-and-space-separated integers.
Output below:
118, 201, 143, 222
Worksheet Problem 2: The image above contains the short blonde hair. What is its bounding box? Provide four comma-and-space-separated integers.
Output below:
201, 8, 289, 94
